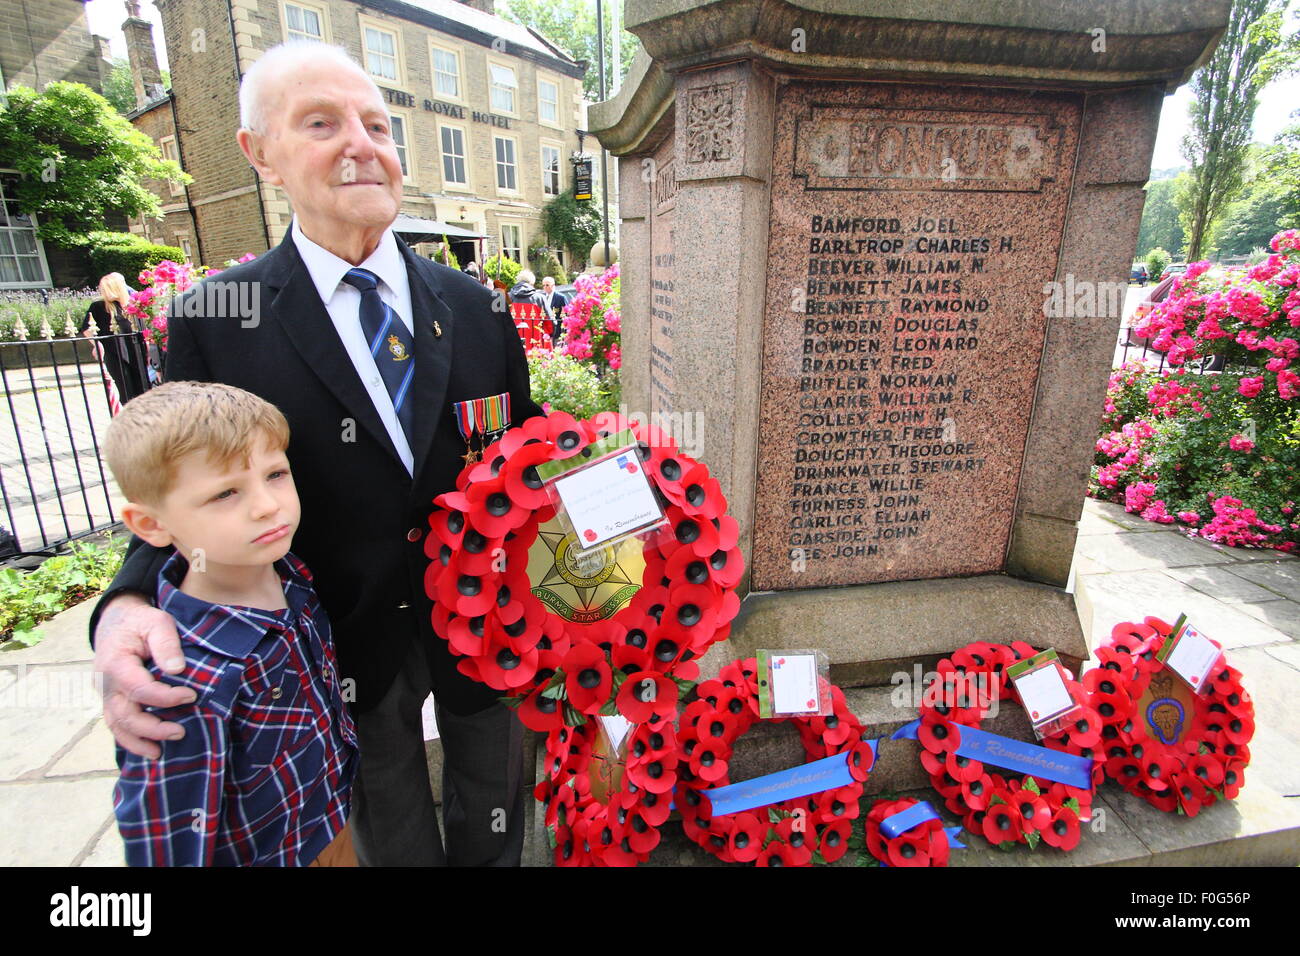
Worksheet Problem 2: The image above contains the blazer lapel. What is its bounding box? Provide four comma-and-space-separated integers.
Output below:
399, 241, 455, 481
268, 235, 404, 468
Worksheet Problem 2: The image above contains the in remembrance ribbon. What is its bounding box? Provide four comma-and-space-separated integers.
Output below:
699, 740, 879, 818
892, 719, 1092, 791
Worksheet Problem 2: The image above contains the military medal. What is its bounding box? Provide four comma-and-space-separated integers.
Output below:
452, 392, 513, 467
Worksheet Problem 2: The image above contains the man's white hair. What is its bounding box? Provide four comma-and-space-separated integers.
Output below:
519, 269, 536, 284
239, 40, 378, 134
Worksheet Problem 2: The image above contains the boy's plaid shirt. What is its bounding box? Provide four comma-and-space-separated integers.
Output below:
113, 550, 358, 866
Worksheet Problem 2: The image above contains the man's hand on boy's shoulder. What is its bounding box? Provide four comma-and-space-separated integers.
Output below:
95, 592, 198, 759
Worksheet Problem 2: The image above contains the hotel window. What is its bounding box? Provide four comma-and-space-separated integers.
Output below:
0, 172, 52, 288
440, 125, 468, 186
159, 136, 184, 197
390, 114, 409, 178
501, 223, 522, 263
494, 136, 517, 192
489, 63, 517, 114
363, 25, 399, 81
541, 143, 561, 197
431, 45, 460, 99
538, 78, 559, 125
179, 237, 194, 263
283, 1, 324, 41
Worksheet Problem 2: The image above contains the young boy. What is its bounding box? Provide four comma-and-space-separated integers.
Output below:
104, 381, 357, 866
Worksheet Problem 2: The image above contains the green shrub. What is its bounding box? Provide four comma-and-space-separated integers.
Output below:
528, 243, 568, 285
0, 290, 95, 337
527, 350, 616, 419
430, 235, 460, 271
1144, 247, 1171, 282
83, 231, 184, 282
0, 534, 126, 647
483, 253, 521, 287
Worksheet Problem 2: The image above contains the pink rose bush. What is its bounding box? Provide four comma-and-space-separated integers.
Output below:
124, 253, 255, 351
561, 264, 621, 375
1091, 231, 1299, 553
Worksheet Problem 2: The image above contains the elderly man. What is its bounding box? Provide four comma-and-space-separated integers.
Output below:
540, 276, 568, 322
90, 40, 539, 866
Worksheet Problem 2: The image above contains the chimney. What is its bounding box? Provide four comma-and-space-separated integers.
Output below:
459, 0, 496, 15
122, 1, 164, 108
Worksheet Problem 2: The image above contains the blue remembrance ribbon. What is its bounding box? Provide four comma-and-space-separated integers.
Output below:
876, 801, 966, 865
892, 719, 1091, 791
701, 739, 879, 817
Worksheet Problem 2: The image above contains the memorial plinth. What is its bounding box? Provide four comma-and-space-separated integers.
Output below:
590, 0, 1229, 679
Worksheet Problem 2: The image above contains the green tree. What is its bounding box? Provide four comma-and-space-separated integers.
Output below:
101, 59, 172, 116
0, 82, 187, 248
543, 186, 602, 266
1263, 121, 1300, 231
1177, 0, 1298, 260
500, 0, 637, 100
1211, 144, 1297, 257
1135, 176, 1186, 257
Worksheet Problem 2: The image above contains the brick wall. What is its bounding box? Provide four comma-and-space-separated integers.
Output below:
0, 0, 109, 92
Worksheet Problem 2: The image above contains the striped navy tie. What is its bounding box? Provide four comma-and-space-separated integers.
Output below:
341, 267, 415, 445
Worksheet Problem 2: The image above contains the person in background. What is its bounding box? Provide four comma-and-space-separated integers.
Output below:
83, 273, 149, 409
540, 276, 568, 322
508, 269, 546, 308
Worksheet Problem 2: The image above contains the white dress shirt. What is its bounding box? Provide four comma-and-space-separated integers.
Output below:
291, 218, 416, 475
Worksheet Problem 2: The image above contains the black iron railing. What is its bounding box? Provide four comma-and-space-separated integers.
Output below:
0, 330, 154, 557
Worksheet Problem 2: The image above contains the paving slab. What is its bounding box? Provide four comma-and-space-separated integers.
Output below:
1099, 779, 1300, 867
1086, 500, 1172, 533
0, 776, 118, 866
48, 718, 117, 776
1078, 571, 1287, 649
0, 665, 100, 779
950, 795, 1150, 867
0, 599, 96, 666
1264, 642, 1300, 672
1074, 531, 1236, 573
1221, 646, 1300, 740
1164, 565, 1286, 604
78, 818, 125, 868
1224, 560, 1300, 598
1237, 601, 1300, 640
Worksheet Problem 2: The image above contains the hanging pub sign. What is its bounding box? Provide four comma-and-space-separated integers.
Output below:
573, 157, 593, 201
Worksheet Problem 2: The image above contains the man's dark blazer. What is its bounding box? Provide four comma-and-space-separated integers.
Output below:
91, 230, 542, 715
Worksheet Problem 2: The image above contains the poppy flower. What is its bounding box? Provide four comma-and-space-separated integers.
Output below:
1186, 752, 1225, 789
771, 817, 815, 865
887, 831, 933, 867
1221, 710, 1255, 746
1040, 807, 1080, 851
814, 786, 862, 825
944, 750, 985, 783
637, 788, 673, 827
552, 824, 581, 866
665, 506, 722, 558
1105, 752, 1144, 790
818, 818, 853, 863
670, 463, 726, 519
616, 670, 678, 722
1208, 664, 1243, 698
563, 644, 612, 713
982, 803, 1023, 845
712, 811, 761, 863
517, 683, 566, 732
1063, 707, 1102, 749
846, 738, 876, 781
960, 773, 996, 811
926, 827, 952, 867
687, 732, 731, 784
1221, 760, 1247, 799
1008, 788, 1050, 834
465, 475, 530, 538
1172, 771, 1211, 817
917, 717, 962, 755
621, 807, 661, 855
540, 410, 587, 459
1139, 751, 1179, 792
756, 840, 801, 867
626, 751, 676, 794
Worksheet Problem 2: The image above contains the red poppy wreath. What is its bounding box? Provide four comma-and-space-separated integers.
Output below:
909, 641, 1103, 852
1084, 618, 1253, 817
534, 714, 677, 866
423, 410, 745, 730
676, 658, 876, 866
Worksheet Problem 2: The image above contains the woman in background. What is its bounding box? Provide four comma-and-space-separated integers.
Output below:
82, 273, 149, 411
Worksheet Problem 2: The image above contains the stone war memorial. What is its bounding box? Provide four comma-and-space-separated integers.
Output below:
573, 0, 1278, 863
591, 0, 1225, 680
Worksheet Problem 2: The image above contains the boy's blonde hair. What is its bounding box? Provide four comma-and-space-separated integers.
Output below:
104, 381, 290, 506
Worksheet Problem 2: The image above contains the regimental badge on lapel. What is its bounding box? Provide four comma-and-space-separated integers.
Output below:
388, 334, 411, 361
434, 320, 442, 338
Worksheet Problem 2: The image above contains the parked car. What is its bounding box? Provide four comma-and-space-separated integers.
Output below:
1160, 262, 1187, 280
1130, 264, 1149, 286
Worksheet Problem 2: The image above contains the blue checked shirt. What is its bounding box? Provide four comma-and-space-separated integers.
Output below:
113, 550, 358, 866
